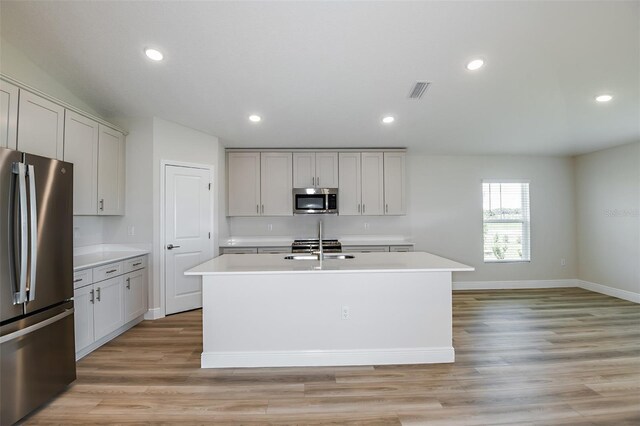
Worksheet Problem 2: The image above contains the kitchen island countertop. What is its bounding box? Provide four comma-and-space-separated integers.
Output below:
186, 251, 473, 275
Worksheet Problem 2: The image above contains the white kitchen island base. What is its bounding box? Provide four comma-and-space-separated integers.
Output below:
187, 252, 473, 369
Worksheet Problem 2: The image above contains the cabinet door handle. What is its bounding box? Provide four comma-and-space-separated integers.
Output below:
99, 199, 104, 211
90, 289, 95, 304
132, 262, 142, 267
73, 278, 82, 283
105, 269, 117, 274
386, 204, 389, 213
357, 204, 360, 213
126, 277, 131, 289
96, 287, 101, 302
261, 204, 264, 214
312, 177, 314, 186
256, 204, 259, 214
363, 204, 365, 214
316, 177, 319, 186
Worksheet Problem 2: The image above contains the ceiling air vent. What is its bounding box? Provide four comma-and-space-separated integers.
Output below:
408, 81, 431, 99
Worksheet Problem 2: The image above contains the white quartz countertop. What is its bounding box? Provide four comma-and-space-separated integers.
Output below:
74, 245, 149, 271
219, 236, 414, 248
186, 251, 473, 275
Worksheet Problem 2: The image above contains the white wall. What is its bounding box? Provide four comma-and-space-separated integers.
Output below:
150, 117, 222, 314
575, 142, 640, 295
102, 117, 154, 245
229, 154, 578, 283
0, 37, 101, 116
409, 155, 576, 283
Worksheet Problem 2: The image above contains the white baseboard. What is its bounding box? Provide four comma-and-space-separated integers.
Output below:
144, 307, 165, 320
453, 278, 639, 304
576, 279, 640, 303
453, 279, 576, 291
201, 347, 455, 369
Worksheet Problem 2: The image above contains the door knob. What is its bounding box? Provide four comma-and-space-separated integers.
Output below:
166, 244, 181, 250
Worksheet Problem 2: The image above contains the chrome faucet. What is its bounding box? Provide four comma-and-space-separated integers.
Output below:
318, 220, 324, 261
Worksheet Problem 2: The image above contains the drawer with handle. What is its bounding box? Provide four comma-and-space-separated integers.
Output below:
73, 269, 93, 290
92, 262, 124, 283
124, 256, 147, 273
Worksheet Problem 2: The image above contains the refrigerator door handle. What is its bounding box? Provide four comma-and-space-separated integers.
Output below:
27, 164, 38, 302
0, 308, 74, 344
11, 162, 28, 305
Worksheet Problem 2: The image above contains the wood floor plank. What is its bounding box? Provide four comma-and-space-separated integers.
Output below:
21, 287, 640, 425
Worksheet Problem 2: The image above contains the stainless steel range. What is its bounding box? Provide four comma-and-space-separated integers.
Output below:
291, 239, 342, 254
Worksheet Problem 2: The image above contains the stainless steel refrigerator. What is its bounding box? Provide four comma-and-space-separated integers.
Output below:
0, 147, 76, 425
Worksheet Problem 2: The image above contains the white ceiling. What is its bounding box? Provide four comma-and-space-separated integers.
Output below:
1, 1, 638, 156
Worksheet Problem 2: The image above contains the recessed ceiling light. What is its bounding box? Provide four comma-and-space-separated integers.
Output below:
595, 94, 613, 103
144, 48, 164, 61
249, 115, 262, 122
382, 116, 395, 124
466, 59, 484, 71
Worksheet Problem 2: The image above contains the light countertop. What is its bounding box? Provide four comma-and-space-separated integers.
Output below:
74, 244, 150, 271
186, 251, 473, 275
219, 235, 414, 248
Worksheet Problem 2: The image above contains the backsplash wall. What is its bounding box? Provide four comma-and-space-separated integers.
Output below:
73, 216, 105, 248
228, 215, 411, 240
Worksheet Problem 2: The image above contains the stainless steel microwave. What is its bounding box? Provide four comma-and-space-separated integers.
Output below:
293, 188, 338, 214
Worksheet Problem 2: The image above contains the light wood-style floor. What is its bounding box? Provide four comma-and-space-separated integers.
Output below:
24, 288, 640, 425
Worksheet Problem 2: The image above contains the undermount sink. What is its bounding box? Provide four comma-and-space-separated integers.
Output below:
284, 254, 355, 260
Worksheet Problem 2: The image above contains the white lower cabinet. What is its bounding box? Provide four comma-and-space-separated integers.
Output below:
257, 247, 291, 254
93, 276, 125, 341
73, 284, 96, 353
73, 255, 147, 359
124, 269, 147, 323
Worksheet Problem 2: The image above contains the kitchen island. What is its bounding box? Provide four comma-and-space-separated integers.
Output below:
186, 252, 473, 368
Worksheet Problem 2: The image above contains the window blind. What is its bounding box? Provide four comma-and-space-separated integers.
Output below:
482, 181, 530, 262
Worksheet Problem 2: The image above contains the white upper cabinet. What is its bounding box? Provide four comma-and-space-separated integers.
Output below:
383, 152, 406, 215
338, 152, 362, 216
17, 90, 65, 159
315, 152, 339, 188
293, 152, 338, 188
97, 125, 125, 215
227, 152, 261, 216
0, 80, 19, 149
293, 152, 315, 188
361, 152, 384, 215
64, 111, 99, 215
260, 152, 293, 216
227, 149, 405, 217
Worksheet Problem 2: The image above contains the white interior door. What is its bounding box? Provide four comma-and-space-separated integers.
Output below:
165, 165, 212, 315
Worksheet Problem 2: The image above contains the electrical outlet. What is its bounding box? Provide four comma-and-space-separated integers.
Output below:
127, 225, 135, 236
341, 305, 350, 320
560, 258, 566, 267
267, 224, 273, 231
364, 223, 370, 230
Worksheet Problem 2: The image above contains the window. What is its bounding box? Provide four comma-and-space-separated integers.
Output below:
482, 181, 530, 262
